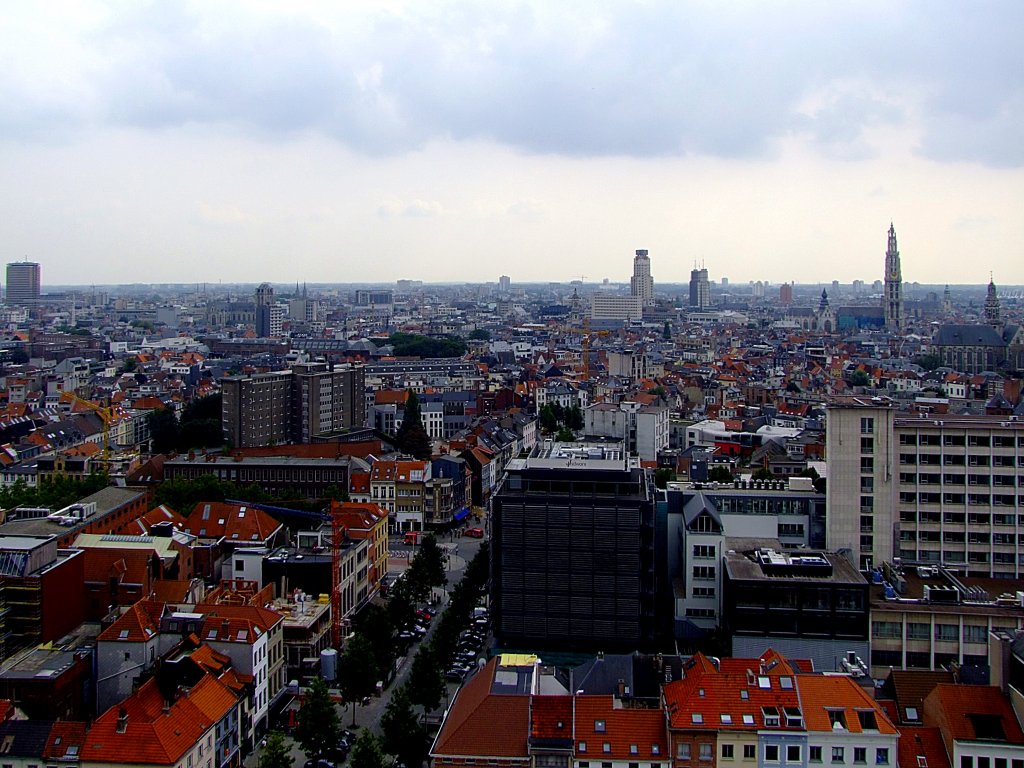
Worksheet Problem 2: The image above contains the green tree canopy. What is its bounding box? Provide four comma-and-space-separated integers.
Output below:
380, 685, 427, 767
468, 328, 491, 341
338, 634, 380, 726
387, 332, 467, 358
407, 644, 447, 713
295, 677, 341, 760
260, 732, 294, 768
415, 534, 448, 591
349, 730, 387, 768
707, 466, 734, 483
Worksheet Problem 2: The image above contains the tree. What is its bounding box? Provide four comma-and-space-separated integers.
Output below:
785, 381, 801, 393
415, 534, 448, 591
407, 645, 447, 713
654, 467, 673, 489
380, 685, 427, 767
850, 370, 870, 387
468, 328, 491, 341
538, 404, 558, 433
565, 404, 584, 431
338, 634, 379, 726
396, 390, 432, 459
147, 407, 180, 453
752, 467, 774, 481
914, 352, 943, 371
707, 466, 734, 483
349, 730, 387, 768
355, 604, 397, 685
295, 677, 341, 760
260, 732, 294, 768
555, 426, 576, 442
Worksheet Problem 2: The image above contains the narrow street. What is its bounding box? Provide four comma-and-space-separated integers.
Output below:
247, 528, 486, 766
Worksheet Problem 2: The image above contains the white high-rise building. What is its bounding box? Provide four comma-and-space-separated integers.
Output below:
630, 249, 654, 308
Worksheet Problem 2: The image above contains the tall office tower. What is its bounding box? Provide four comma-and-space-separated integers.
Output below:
779, 283, 793, 305
255, 282, 280, 337
630, 249, 654, 307
984, 276, 1001, 329
827, 396, 1024, 577
689, 266, 710, 308
491, 443, 657, 651
498, 275, 511, 293
5, 262, 41, 306
883, 223, 903, 331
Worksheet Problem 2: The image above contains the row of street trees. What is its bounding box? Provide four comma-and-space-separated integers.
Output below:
262, 539, 490, 768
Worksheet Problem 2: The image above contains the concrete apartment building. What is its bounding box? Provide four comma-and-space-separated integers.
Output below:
221, 362, 366, 447
5, 262, 41, 306
585, 400, 669, 462
827, 397, 1024, 576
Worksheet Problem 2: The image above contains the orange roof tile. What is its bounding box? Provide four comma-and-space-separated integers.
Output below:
573, 696, 666, 760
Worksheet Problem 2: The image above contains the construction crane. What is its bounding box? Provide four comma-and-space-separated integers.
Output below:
558, 319, 611, 380
60, 391, 113, 474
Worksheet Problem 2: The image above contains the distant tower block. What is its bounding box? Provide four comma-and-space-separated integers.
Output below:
883, 223, 903, 332
630, 250, 654, 308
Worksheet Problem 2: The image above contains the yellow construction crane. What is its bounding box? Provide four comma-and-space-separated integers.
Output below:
60, 391, 113, 474
557, 320, 611, 381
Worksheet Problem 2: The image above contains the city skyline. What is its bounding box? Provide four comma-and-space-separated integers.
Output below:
1, 2, 1022, 285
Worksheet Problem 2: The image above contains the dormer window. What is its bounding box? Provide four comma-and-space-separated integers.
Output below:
828, 710, 847, 730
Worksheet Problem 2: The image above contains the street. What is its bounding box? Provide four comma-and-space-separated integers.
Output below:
247, 527, 487, 766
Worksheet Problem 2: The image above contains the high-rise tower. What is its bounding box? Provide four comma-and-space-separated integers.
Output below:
630, 249, 654, 307
883, 223, 903, 332
689, 265, 710, 309
5, 262, 41, 306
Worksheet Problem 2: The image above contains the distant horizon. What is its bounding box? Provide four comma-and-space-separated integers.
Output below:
2, 3, 1022, 285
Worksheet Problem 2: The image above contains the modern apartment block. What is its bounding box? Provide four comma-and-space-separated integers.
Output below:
221, 362, 366, 447
827, 396, 1024, 576
491, 442, 657, 651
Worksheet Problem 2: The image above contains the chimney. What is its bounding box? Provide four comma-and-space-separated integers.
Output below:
616, 678, 626, 698
116, 707, 129, 733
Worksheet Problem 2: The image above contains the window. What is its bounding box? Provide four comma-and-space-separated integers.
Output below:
677, 744, 691, 760
788, 746, 802, 763
722, 744, 734, 760
580, 742, 587, 753
907, 622, 929, 640
762, 707, 780, 727
744, 746, 757, 760
603, 743, 612, 754
699, 744, 712, 761
964, 624, 988, 643
720, 714, 733, 725
692, 713, 703, 724
692, 566, 715, 580
833, 747, 845, 764
811, 747, 823, 763
693, 545, 715, 558
861, 457, 874, 472
876, 749, 890, 766
855, 748, 867, 764
872, 621, 901, 639
861, 417, 874, 434
861, 437, 874, 453
828, 710, 847, 729
857, 711, 878, 731
935, 624, 958, 641
765, 746, 780, 763
594, 720, 606, 732
962, 758, 974, 768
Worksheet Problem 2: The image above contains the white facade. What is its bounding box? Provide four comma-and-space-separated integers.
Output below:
590, 293, 643, 321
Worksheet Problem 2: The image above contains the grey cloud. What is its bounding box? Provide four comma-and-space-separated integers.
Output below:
4, 1, 1022, 166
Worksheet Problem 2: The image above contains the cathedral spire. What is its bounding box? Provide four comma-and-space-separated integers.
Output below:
884, 223, 903, 332
985, 274, 1001, 329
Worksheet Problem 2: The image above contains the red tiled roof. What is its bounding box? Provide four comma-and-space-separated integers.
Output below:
183, 501, 282, 543
98, 601, 163, 642
82, 674, 237, 765
925, 684, 1024, 744
431, 658, 530, 760
897, 727, 951, 768
43, 721, 87, 760
573, 696, 667, 760
530, 695, 572, 740
797, 674, 898, 734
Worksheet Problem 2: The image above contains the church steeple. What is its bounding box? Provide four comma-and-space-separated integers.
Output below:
984, 274, 1001, 329
884, 222, 903, 332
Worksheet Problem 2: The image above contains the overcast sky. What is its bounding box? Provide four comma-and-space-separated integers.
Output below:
2, 1, 1022, 288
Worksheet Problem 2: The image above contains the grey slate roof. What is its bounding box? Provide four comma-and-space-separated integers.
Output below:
933, 324, 1006, 347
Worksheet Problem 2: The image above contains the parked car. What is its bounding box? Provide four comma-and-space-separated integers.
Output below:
463, 527, 485, 538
